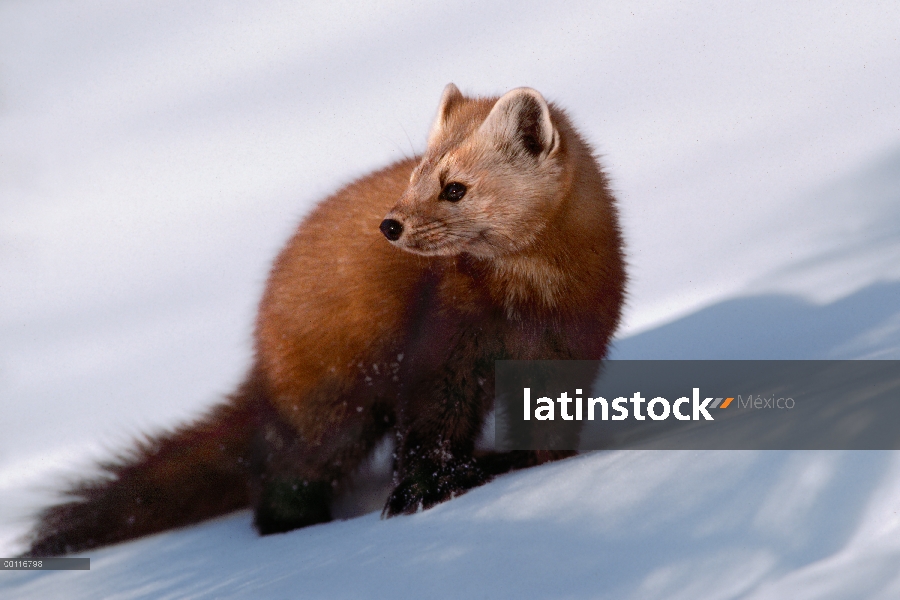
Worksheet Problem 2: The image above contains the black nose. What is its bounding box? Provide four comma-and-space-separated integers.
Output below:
379, 218, 403, 241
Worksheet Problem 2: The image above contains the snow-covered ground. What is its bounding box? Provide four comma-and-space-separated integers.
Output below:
2, 1, 899, 597
6, 450, 900, 599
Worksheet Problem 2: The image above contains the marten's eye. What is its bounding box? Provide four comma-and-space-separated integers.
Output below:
439, 182, 467, 202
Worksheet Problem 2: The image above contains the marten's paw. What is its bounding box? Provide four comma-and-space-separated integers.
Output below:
383, 460, 489, 516
253, 478, 332, 535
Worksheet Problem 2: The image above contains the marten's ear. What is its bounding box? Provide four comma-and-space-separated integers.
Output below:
427, 83, 465, 146
479, 87, 559, 159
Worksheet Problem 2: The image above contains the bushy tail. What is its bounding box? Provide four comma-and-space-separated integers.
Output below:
24, 381, 261, 557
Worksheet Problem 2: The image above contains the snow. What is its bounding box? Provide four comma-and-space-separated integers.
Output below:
1, 1, 900, 597
4, 451, 900, 599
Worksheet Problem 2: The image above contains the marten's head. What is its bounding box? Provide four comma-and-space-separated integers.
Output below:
380, 84, 569, 258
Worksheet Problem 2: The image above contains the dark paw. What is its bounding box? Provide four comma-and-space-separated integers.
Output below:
383, 461, 489, 517
254, 478, 332, 535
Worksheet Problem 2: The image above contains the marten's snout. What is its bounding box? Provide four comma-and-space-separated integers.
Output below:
379, 218, 403, 241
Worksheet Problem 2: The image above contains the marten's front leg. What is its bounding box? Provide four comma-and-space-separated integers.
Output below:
383, 328, 496, 516
384, 408, 491, 516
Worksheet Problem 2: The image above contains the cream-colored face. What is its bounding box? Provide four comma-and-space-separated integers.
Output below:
381, 86, 564, 259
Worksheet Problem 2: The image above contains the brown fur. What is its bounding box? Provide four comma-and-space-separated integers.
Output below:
24, 85, 625, 556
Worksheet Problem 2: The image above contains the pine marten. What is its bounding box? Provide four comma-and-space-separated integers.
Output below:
24, 84, 626, 556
